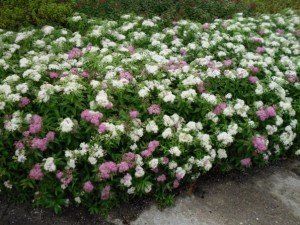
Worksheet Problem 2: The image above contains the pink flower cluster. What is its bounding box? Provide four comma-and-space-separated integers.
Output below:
213, 102, 227, 115
99, 161, 118, 179
29, 164, 44, 180
241, 158, 252, 167
49, 71, 59, 79
119, 71, 133, 81
223, 59, 232, 67
202, 23, 210, 29
98, 123, 107, 133
83, 181, 94, 193
250, 66, 260, 74
81, 109, 103, 126
129, 110, 139, 119
197, 82, 206, 93
127, 45, 135, 54
56, 170, 73, 187
68, 47, 82, 59
256, 106, 276, 121
31, 131, 55, 151
157, 174, 166, 183
252, 136, 267, 152
101, 185, 111, 200
180, 48, 187, 56
122, 152, 136, 165
256, 46, 266, 54
29, 115, 42, 134
141, 140, 160, 157
118, 161, 130, 173
19, 97, 30, 107
173, 180, 180, 188
81, 70, 89, 78
248, 76, 259, 84
166, 60, 188, 71
14, 140, 25, 150
148, 104, 161, 115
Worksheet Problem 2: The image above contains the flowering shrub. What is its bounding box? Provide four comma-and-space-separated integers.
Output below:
0, 10, 299, 214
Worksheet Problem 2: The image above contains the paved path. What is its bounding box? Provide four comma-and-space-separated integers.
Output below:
1, 159, 299, 225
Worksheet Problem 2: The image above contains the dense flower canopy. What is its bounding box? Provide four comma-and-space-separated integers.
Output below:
0, 10, 299, 213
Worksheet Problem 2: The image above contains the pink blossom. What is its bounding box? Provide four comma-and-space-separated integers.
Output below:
101, 185, 111, 200
162, 157, 169, 165
176, 172, 185, 180
213, 102, 227, 115
86, 44, 93, 51
49, 72, 59, 79
122, 152, 136, 167
256, 108, 269, 121
148, 140, 159, 150
197, 82, 206, 93
19, 97, 30, 107
256, 46, 265, 54
46, 131, 55, 141
29, 115, 43, 134
141, 149, 152, 158
129, 110, 139, 119
14, 141, 24, 150
287, 75, 298, 83
23, 131, 30, 137
202, 23, 210, 29
60, 172, 73, 186
81, 110, 103, 126
241, 158, 252, 167
31, 138, 48, 151
83, 181, 94, 193
68, 47, 82, 59
250, 66, 260, 74
180, 48, 187, 56
122, 173, 132, 184
56, 171, 63, 179
81, 109, 90, 120
70, 68, 78, 74
99, 161, 118, 179
127, 45, 135, 54
122, 152, 136, 162
252, 136, 267, 152
98, 123, 107, 133
105, 102, 113, 109
157, 174, 166, 182
223, 59, 232, 67
29, 164, 44, 180
148, 104, 161, 115
252, 37, 263, 43
119, 71, 133, 81
173, 180, 180, 188
249, 76, 259, 84
265, 106, 276, 117
276, 29, 284, 35
82, 70, 89, 78
142, 140, 160, 157
118, 162, 130, 173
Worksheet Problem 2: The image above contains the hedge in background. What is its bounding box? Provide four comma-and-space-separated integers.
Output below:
74, 0, 252, 23
245, 0, 300, 14
0, 0, 73, 30
1, 0, 299, 30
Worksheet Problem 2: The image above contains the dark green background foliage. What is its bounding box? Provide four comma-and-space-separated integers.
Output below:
0, 0, 73, 30
74, 0, 250, 22
0, 0, 299, 30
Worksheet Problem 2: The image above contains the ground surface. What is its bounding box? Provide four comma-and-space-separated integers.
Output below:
1, 158, 299, 225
